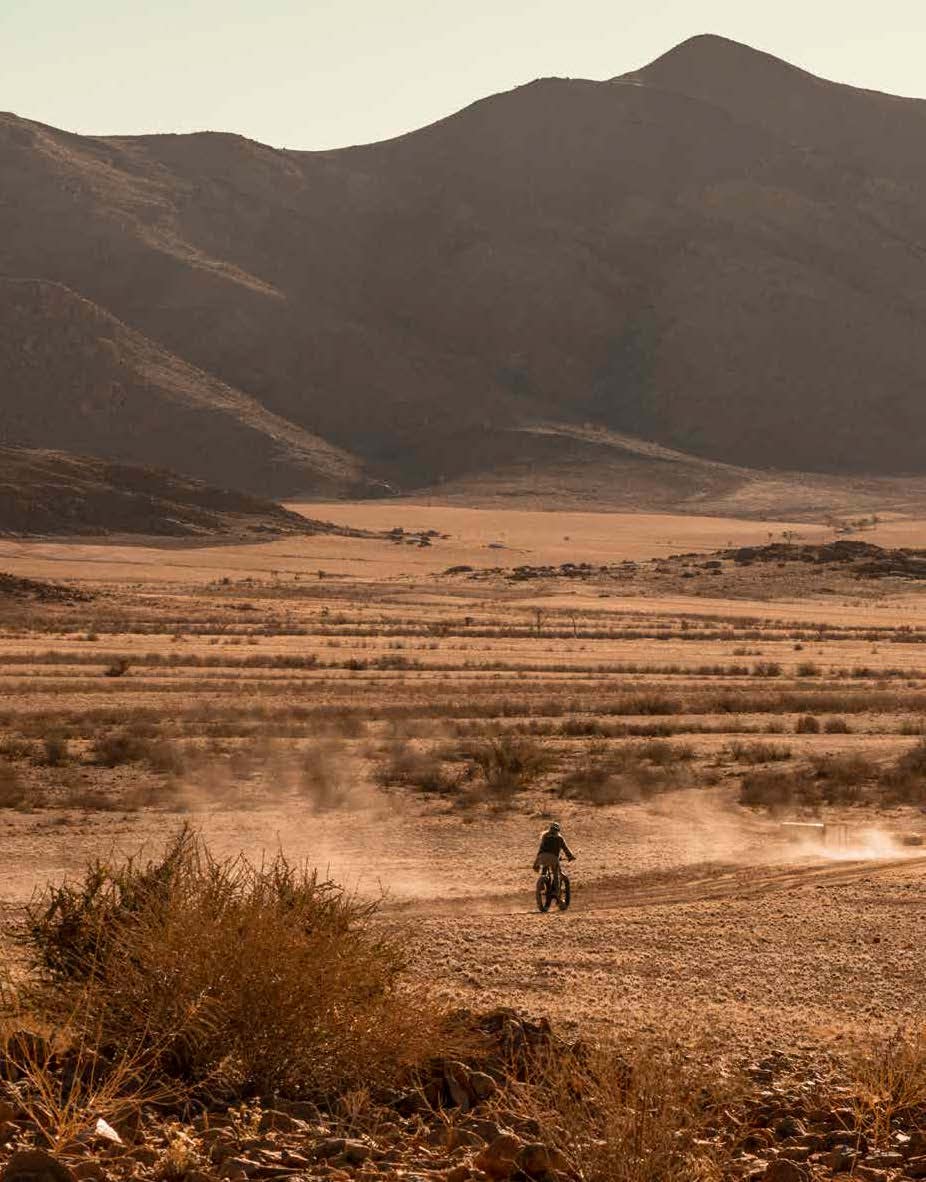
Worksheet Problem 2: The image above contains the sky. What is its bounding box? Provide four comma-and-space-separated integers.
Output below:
3, 0, 926, 150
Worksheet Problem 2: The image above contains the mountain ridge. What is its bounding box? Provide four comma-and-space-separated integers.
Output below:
3, 35, 926, 502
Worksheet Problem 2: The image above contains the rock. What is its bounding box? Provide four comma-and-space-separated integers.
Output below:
763, 1162, 808, 1182
1, 1152, 76, 1182
443, 1062, 474, 1111
311, 1139, 347, 1160
514, 1144, 568, 1178
853, 1168, 889, 1182
473, 1133, 523, 1179
71, 1167, 106, 1182
338, 1141, 373, 1166
467, 1071, 497, 1101
906, 1157, 926, 1179
257, 1111, 304, 1134
0, 1102, 17, 1124
88, 1118, 122, 1146
863, 1151, 904, 1168
823, 1146, 857, 1172
773, 1116, 805, 1140
217, 1160, 252, 1180
465, 1118, 507, 1144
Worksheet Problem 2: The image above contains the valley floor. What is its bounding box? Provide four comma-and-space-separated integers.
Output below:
2, 502, 925, 1059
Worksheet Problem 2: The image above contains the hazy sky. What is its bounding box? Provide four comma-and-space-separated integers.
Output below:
4, 0, 925, 149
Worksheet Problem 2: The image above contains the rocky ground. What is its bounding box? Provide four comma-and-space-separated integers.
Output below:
3, 1012, 926, 1182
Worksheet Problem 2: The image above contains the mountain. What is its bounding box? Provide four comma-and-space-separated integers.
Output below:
3, 35, 926, 497
0, 446, 342, 537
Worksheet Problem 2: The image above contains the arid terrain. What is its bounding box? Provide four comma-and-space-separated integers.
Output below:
3, 503, 926, 1182
2, 503, 925, 1044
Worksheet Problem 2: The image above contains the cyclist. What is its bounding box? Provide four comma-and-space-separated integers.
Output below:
533, 821, 576, 891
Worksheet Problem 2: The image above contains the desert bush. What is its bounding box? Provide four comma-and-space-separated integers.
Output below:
0, 736, 34, 761
92, 731, 152, 767
0, 760, 30, 808
728, 741, 792, 764
636, 740, 694, 765
739, 768, 817, 810
59, 784, 124, 811
795, 714, 821, 734
809, 753, 874, 803
881, 739, 926, 805
508, 1040, 730, 1182
463, 735, 551, 794
38, 734, 69, 767
559, 744, 693, 806
104, 657, 131, 678
824, 717, 852, 733
375, 743, 462, 794
146, 739, 186, 776
796, 661, 821, 677
22, 829, 443, 1098
752, 661, 782, 678
846, 1027, 926, 1146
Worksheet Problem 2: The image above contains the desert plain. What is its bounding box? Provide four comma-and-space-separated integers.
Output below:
2, 501, 925, 1063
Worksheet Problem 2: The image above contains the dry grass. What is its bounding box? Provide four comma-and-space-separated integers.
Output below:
847, 1026, 926, 1146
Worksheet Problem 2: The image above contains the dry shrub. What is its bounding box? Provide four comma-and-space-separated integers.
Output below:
38, 734, 69, 767
497, 1040, 729, 1182
810, 753, 875, 801
103, 657, 131, 678
728, 741, 792, 764
0, 759, 26, 807
0, 736, 34, 761
795, 714, 821, 734
560, 743, 694, 806
824, 717, 852, 734
882, 739, 926, 805
92, 731, 151, 767
0, 1018, 165, 1151
375, 742, 462, 794
739, 768, 816, 811
846, 1027, 926, 1146
0, 761, 44, 809
22, 829, 440, 1098
463, 735, 551, 795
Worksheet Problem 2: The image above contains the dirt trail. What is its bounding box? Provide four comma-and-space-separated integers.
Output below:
395, 853, 926, 916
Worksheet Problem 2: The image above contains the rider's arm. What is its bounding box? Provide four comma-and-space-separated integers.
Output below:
559, 837, 576, 861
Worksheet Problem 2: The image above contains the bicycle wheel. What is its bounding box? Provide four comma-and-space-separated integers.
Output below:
535, 874, 552, 913
555, 872, 571, 911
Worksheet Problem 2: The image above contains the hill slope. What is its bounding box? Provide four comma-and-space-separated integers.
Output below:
0, 446, 341, 537
3, 36, 926, 493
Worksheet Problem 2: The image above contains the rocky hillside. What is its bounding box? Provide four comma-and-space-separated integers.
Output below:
0, 446, 338, 537
3, 35, 926, 493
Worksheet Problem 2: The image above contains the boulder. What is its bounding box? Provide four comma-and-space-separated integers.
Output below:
763, 1162, 808, 1182
514, 1143, 569, 1178
1, 1153, 76, 1182
473, 1133, 524, 1179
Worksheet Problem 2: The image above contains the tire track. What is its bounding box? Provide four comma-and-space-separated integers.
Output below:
394, 854, 926, 917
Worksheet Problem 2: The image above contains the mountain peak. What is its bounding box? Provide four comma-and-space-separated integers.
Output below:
618, 33, 811, 91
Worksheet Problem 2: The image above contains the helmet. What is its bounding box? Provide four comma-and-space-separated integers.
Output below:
549, 821, 561, 832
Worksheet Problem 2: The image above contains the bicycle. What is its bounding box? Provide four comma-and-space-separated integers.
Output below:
535, 861, 571, 913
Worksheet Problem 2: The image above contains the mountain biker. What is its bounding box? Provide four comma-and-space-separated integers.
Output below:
533, 821, 575, 890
